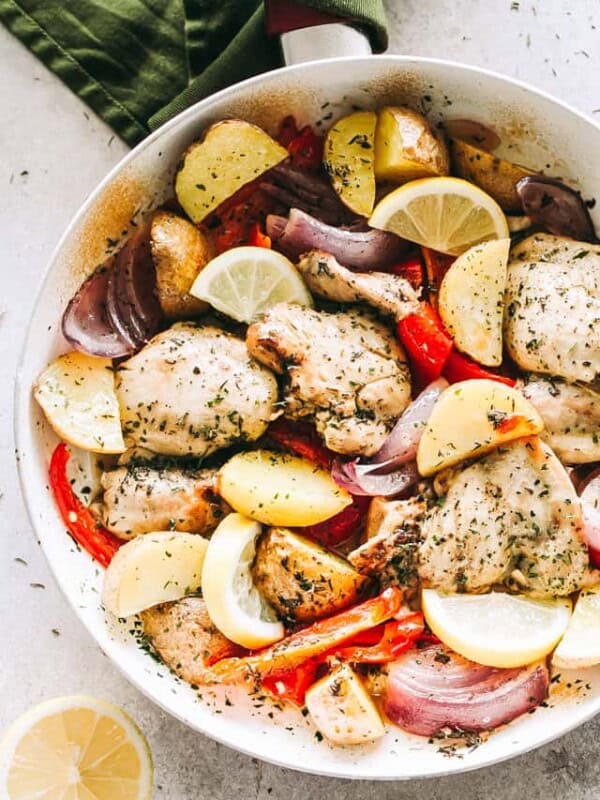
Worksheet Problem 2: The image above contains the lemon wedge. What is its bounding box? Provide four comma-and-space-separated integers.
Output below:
553, 588, 600, 669
34, 352, 125, 454
369, 176, 509, 256
0, 696, 153, 800
422, 589, 572, 668
201, 513, 284, 649
189, 246, 313, 323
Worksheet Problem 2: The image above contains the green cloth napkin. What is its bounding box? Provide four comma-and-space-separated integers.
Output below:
0, 0, 388, 146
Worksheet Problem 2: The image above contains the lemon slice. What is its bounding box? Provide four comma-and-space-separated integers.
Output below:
201, 512, 284, 649
189, 246, 313, 323
553, 588, 600, 669
0, 696, 153, 800
34, 352, 125, 454
422, 589, 572, 668
369, 177, 509, 256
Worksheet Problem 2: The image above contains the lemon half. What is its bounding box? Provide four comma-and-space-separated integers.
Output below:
0, 696, 153, 800
189, 246, 313, 323
369, 176, 509, 256
422, 589, 572, 668
553, 587, 600, 670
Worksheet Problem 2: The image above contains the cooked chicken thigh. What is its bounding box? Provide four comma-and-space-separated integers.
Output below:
141, 598, 240, 684
419, 438, 588, 597
519, 375, 600, 464
504, 234, 600, 382
296, 251, 419, 321
116, 323, 278, 456
100, 465, 227, 539
247, 304, 411, 456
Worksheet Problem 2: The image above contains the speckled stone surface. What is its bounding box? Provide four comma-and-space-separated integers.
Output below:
1, 1, 599, 796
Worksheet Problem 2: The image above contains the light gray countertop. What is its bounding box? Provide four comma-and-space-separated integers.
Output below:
1, 1, 599, 797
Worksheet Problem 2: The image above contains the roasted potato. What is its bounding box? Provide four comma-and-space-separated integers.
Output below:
417, 379, 544, 476
305, 662, 385, 745
449, 138, 536, 213
253, 527, 369, 623
150, 210, 212, 319
323, 111, 377, 217
34, 352, 125, 454
438, 238, 510, 366
175, 120, 288, 223
217, 450, 352, 527
374, 106, 449, 183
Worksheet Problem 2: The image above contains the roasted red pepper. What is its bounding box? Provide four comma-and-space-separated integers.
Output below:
267, 419, 333, 469
248, 222, 271, 248
421, 247, 455, 306
389, 254, 424, 289
443, 350, 516, 387
49, 443, 121, 568
276, 115, 300, 147
300, 496, 370, 547
333, 613, 424, 664
261, 660, 319, 706
288, 125, 324, 170
209, 587, 404, 684
397, 302, 454, 386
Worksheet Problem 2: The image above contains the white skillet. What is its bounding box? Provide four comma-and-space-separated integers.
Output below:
14, 17, 600, 779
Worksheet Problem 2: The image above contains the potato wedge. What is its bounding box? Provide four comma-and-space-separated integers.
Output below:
305, 662, 385, 745
449, 138, 536, 212
253, 527, 369, 623
217, 450, 352, 526
175, 120, 288, 223
438, 238, 510, 366
374, 106, 449, 183
417, 379, 544, 476
323, 111, 377, 217
102, 531, 207, 617
34, 352, 125, 454
150, 210, 212, 319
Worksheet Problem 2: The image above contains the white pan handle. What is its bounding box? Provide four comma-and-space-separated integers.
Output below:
280, 23, 372, 65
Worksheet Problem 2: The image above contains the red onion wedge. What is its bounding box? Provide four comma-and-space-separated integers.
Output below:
62, 267, 134, 358
581, 472, 600, 567
516, 175, 597, 242
371, 378, 448, 466
62, 230, 162, 358
385, 644, 549, 737
332, 458, 419, 497
267, 208, 407, 271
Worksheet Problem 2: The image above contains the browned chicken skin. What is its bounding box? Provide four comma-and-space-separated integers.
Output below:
247, 303, 412, 457
296, 250, 420, 321
101, 465, 228, 539
141, 598, 241, 684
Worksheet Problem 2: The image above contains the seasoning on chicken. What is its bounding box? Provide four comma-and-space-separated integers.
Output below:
247, 304, 412, 457
348, 497, 425, 598
116, 322, 278, 457
296, 250, 420, 321
100, 465, 228, 539
519, 374, 600, 464
419, 438, 589, 597
141, 597, 241, 684
504, 234, 600, 382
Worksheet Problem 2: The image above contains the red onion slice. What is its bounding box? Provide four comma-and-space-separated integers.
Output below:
581, 473, 600, 567
267, 208, 407, 271
516, 175, 596, 242
385, 644, 549, 737
62, 267, 134, 358
371, 378, 448, 466
332, 458, 419, 497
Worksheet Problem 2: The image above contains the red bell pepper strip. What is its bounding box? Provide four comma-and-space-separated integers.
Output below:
49, 443, 122, 568
261, 660, 319, 706
397, 302, 454, 386
421, 247, 455, 307
208, 587, 403, 684
267, 419, 333, 469
389, 254, 424, 289
287, 125, 324, 170
333, 613, 424, 664
443, 350, 516, 387
248, 222, 272, 248
276, 115, 300, 147
300, 495, 370, 547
